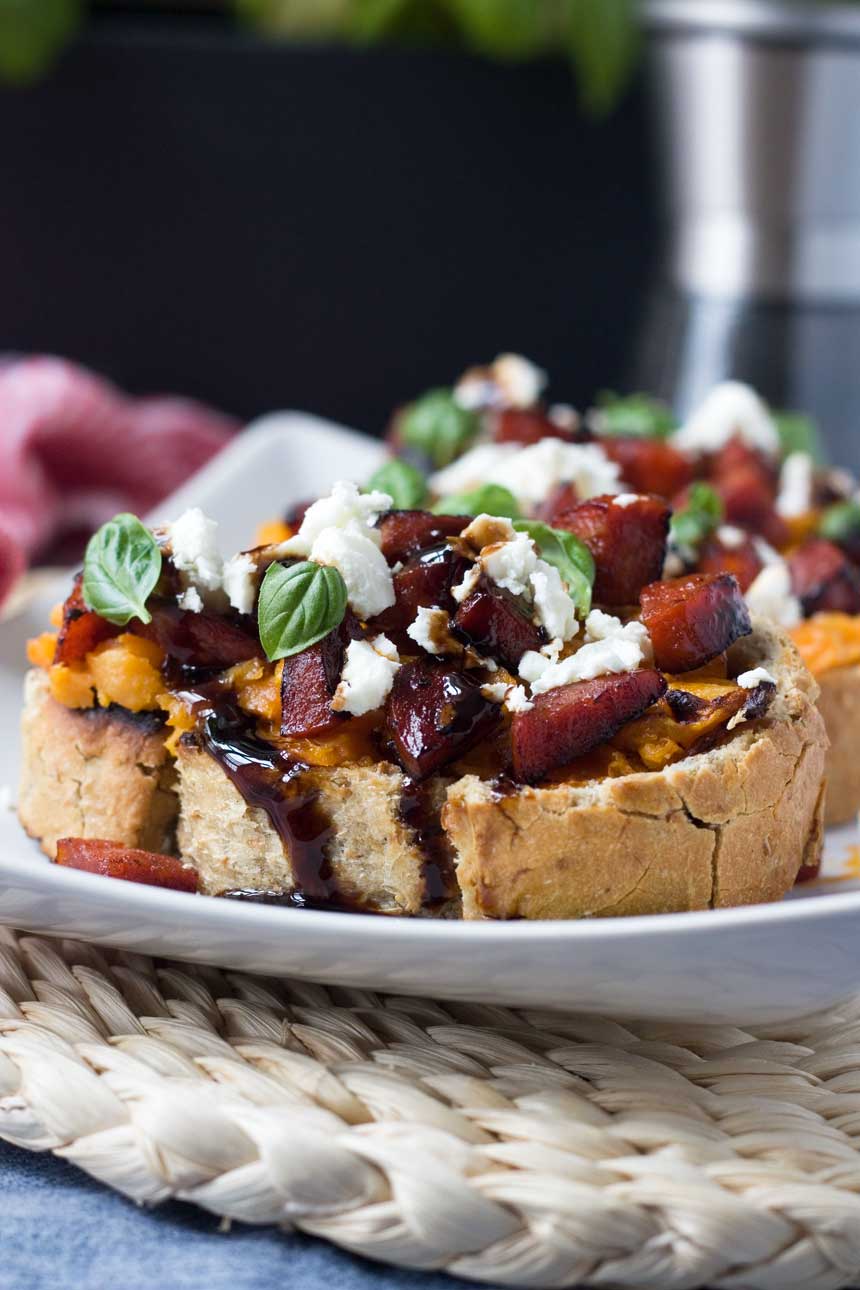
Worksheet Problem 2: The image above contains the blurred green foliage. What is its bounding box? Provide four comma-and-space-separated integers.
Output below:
1, 0, 639, 110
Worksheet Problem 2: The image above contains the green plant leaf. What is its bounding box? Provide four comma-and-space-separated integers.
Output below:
512, 518, 594, 617
257, 560, 348, 661
565, 0, 638, 114
591, 390, 676, 439
819, 501, 860, 545
670, 482, 723, 553
82, 513, 162, 626
366, 458, 427, 509
399, 388, 479, 469
0, 0, 81, 84
440, 0, 555, 60
433, 483, 520, 519
774, 410, 827, 465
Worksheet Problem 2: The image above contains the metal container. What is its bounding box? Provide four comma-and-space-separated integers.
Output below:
638, 0, 860, 461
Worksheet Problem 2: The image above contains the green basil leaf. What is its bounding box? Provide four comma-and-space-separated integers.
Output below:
512, 518, 595, 618
670, 482, 723, 553
591, 390, 676, 439
366, 458, 427, 509
257, 560, 347, 661
399, 388, 479, 469
565, 0, 638, 115
819, 501, 860, 545
774, 410, 827, 465
82, 513, 162, 626
433, 483, 521, 520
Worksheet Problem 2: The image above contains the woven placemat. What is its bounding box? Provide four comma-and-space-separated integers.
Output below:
2, 925, 860, 1289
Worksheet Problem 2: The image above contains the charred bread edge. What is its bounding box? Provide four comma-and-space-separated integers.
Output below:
443, 618, 828, 919
814, 662, 860, 827
18, 669, 178, 859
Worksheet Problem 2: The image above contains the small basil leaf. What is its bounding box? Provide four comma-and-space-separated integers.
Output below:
433, 483, 521, 520
82, 512, 162, 626
512, 518, 595, 618
670, 482, 723, 553
591, 390, 676, 439
257, 560, 347, 661
399, 388, 479, 469
366, 458, 427, 509
774, 410, 827, 465
819, 501, 860, 545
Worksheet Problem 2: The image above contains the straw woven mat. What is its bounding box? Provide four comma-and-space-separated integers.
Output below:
3, 924, 860, 1290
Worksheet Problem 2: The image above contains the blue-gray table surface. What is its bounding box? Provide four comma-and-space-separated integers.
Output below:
0, 1143, 473, 1290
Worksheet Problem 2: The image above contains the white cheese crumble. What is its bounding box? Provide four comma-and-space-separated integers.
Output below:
519, 614, 652, 695
717, 525, 746, 549
429, 438, 620, 510
168, 507, 224, 610
481, 681, 511, 704
451, 563, 481, 604
744, 561, 802, 628
505, 685, 534, 713
737, 667, 777, 688
275, 481, 395, 619
612, 493, 644, 508
480, 530, 537, 597
454, 353, 547, 411
548, 402, 579, 431
672, 381, 780, 457
177, 585, 204, 613
406, 606, 453, 655
776, 451, 814, 518
461, 513, 516, 551
332, 634, 400, 717
531, 561, 577, 641
222, 552, 257, 615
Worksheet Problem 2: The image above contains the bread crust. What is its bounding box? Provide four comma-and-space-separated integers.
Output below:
443, 620, 828, 918
18, 669, 178, 858
813, 663, 860, 827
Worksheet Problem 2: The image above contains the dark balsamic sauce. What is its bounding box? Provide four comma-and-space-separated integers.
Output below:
398, 777, 457, 906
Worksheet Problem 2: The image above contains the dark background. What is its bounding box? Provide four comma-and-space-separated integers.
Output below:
0, 10, 659, 435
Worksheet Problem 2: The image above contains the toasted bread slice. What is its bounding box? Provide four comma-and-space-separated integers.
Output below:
813, 663, 860, 827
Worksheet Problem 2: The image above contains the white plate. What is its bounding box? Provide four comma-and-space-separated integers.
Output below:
1, 414, 859, 1025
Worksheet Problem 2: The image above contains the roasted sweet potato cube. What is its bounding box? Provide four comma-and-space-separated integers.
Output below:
54, 573, 118, 664
56, 837, 198, 892
377, 511, 469, 564
384, 660, 502, 779
604, 438, 694, 500
788, 538, 860, 616
281, 626, 348, 737
697, 533, 764, 593
511, 669, 668, 783
452, 576, 544, 670
553, 493, 670, 606
640, 572, 752, 673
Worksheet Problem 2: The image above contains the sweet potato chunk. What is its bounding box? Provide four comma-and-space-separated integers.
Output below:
604, 438, 694, 499
452, 576, 544, 670
697, 533, 764, 592
54, 574, 118, 664
281, 627, 349, 737
378, 510, 469, 564
788, 538, 860, 616
512, 669, 667, 783
640, 573, 752, 673
56, 838, 198, 892
384, 660, 502, 779
554, 494, 670, 605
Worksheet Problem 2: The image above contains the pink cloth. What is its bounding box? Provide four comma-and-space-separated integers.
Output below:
0, 357, 237, 605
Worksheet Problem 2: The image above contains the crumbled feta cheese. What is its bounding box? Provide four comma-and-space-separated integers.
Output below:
530, 560, 577, 641
541, 638, 564, 661
407, 606, 456, 656
332, 635, 401, 716
752, 536, 782, 566
483, 657, 498, 671
776, 451, 814, 518
519, 650, 551, 686
461, 513, 516, 551
583, 609, 623, 641
310, 526, 395, 619
521, 614, 652, 694
505, 685, 534, 713
672, 381, 780, 457
737, 667, 777, 688
548, 402, 579, 432
177, 585, 204, 613
222, 552, 257, 615
481, 681, 511, 703
168, 508, 224, 602
451, 563, 481, 604
454, 353, 547, 411
663, 549, 686, 577
429, 438, 620, 510
717, 525, 746, 549
278, 481, 392, 558
612, 493, 643, 508
745, 561, 802, 628
480, 531, 538, 597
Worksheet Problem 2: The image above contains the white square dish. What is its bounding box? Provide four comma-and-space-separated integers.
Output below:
1, 412, 859, 1025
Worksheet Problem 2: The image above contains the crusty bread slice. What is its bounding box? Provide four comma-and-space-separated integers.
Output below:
18, 669, 178, 858
443, 619, 827, 918
814, 663, 860, 827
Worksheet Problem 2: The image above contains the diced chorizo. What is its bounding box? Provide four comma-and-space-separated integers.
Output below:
553, 493, 670, 606
372, 542, 471, 640
511, 669, 667, 783
384, 660, 502, 779
490, 408, 581, 446
56, 838, 198, 892
377, 510, 469, 564
452, 576, 545, 670
54, 573, 119, 664
788, 538, 860, 616
697, 533, 764, 592
639, 572, 752, 673
604, 438, 694, 499
281, 626, 349, 737
137, 603, 261, 671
